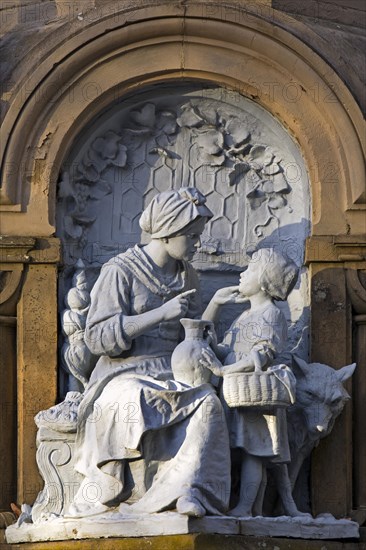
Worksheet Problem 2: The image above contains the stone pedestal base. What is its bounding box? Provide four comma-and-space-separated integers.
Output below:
5, 512, 359, 544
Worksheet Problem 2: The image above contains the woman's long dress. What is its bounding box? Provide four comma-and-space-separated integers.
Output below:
73, 245, 230, 514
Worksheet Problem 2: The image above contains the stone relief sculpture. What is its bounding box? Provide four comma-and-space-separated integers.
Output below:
8, 190, 358, 543
5, 88, 358, 542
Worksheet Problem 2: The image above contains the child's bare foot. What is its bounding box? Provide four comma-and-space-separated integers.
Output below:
283, 502, 312, 518
228, 504, 252, 518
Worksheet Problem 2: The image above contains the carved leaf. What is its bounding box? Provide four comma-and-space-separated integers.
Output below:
177, 103, 204, 127
64, 216, 83, 239
267, 195, 287, 209
229, 162, 250, 186
261, 180, 275, 193
199, 105, 219, 126
272, 172, 291, 193
71, 211, 97, 226
246, 189, 267, 209
156, 133, 177, 149
92, 131, 121, 159
88, 181, 112, 199
246, 169, 263, 188
263, 150, 275, 166
249, 145, 274, 168
155, 110, 177, 135
58, 175, 76, 199
130, 103, 156, 128
263, 162, 281, 176
111, 145, 128, 167
225, 117, 250, 147
85, 164, 101, 182
249, 144, 266, 159
199, 151, 226, 166
196, 129, 224, 155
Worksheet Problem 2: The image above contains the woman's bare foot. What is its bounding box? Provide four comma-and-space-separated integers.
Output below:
176, 496, 205, 517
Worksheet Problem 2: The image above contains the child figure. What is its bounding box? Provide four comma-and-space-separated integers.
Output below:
202, 248, 307, 517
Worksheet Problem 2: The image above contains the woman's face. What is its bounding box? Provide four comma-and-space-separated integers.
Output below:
164, 218, 206, 261
238, 260, 262, 297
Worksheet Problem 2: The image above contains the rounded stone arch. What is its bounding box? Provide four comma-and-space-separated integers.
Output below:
0, 0, 364, 237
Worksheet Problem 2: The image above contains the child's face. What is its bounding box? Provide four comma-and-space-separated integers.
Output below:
238, 261, 262, 297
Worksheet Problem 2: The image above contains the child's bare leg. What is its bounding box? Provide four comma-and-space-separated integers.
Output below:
272, 464, 311, 517
253, 463, 267, 517
230, 453, 262, 517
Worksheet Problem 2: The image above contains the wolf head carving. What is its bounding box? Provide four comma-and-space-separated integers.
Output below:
291, 356, 356, 438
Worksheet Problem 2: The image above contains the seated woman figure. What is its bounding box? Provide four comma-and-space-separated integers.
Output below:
202, 248, 305, 517
70, 188, 230, 518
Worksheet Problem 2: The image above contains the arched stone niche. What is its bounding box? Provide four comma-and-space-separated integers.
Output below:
0, 1, 364, 237
56, 83, 311, 392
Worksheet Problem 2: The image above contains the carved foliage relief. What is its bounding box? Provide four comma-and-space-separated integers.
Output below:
57, 87, 309, 267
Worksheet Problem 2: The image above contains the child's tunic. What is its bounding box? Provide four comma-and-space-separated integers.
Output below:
221, 302, 291, 462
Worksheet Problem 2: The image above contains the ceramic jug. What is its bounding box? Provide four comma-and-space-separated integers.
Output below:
171, 318, 214, 386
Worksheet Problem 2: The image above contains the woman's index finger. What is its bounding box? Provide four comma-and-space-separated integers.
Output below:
179, 289, 197, 298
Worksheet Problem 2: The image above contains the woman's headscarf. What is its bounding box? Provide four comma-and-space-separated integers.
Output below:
139, 187, 213, 238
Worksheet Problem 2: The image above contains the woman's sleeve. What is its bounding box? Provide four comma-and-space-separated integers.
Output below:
84, 264, 133, 356
185, 263, 203, 319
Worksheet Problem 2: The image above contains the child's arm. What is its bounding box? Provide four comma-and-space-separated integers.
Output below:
203, 286, 248, 324
200, 348, 255, 376
205, 326, 231, 362
200, 345, 274, 376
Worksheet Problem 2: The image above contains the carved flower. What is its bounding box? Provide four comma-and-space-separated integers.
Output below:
228, 145, 289, 188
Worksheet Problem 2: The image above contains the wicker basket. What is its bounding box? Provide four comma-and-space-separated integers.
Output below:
222, 371, 291, 409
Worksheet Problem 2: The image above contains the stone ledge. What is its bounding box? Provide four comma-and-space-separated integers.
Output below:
305, 235, 366, 264
0, 237, 61, 264
1, 533, 364, 550
5, 512, 359, 544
